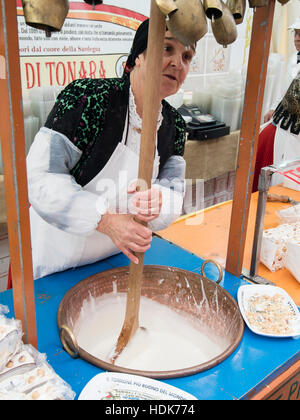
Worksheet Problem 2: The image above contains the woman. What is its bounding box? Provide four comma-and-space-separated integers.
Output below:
26, 19, 196, 279
271, 70, 300, 187
253, 71, 300, 192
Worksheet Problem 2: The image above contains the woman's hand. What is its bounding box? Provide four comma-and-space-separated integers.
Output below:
263, 109, 274, 123
128, 183, 162, 223
96, 213, 153, 264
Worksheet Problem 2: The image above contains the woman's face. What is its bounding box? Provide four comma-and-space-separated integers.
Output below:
160, 31, 195, 98
136, 31, 195, 99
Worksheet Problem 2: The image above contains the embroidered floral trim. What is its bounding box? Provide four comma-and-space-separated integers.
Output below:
127, 87, 163, 156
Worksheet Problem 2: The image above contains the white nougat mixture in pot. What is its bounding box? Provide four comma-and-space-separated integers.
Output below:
75, 293, 225, 372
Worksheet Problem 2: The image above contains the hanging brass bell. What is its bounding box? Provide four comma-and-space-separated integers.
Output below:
22, 0, 69, 37
84, 0, 103, 4
155, 0, 178, 15
248, 0, 269, 7
277, 0, 289, 4
83, 0, 103, 8
211, 1, 237, 46
204, 0, 223, 20
166, 0, 208, 45
226, 0, 246, 24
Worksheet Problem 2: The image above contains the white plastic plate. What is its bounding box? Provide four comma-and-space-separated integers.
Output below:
237, 285, 300, 338
78, 372, 197, 400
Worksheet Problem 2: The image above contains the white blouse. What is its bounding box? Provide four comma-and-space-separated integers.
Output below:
127, 86, 162, 159
26, 90, 186, 236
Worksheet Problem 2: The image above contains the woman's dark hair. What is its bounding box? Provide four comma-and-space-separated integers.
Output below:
123, 19, 150, 76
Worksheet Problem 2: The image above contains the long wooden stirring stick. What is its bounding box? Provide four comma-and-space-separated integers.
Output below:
110, 1, 166, 364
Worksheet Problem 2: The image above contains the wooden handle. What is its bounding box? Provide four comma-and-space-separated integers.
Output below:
110, 1, 166, 363
125, 0, 166, 327
267, 193, 290, 203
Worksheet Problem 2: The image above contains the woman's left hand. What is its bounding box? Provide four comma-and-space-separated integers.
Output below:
128, 182, 162, 223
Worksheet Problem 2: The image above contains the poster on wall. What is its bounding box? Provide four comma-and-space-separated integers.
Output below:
17, 0, 150, 94
17, 0, 252, 95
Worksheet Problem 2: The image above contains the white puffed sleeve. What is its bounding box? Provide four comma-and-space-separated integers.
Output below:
26, 127, 108, 236
149, 155, 186, 231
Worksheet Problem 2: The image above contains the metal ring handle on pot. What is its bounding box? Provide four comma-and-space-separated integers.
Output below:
59, 325, 79, 359
201, 259, 223, 284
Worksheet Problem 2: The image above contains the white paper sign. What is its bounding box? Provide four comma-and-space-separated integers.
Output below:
78, 372, 197, 400
17, 0, 150, 92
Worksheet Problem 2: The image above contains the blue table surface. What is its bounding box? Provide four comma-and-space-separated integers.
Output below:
0, 237, 299, 400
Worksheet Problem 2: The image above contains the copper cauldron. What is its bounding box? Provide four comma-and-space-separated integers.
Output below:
57, 262, 244, 379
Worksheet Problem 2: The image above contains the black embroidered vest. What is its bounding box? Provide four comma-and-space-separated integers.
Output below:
45, 77, 186, 187
273, 72, 300, 135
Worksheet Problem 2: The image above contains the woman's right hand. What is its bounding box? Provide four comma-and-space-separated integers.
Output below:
96, 213, 153, 264
263, 109, 274, 123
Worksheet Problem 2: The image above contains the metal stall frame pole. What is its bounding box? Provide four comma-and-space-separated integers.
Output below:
226, 1, 275, 277
245, 158, 300, 284
0, 0, 37, 347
